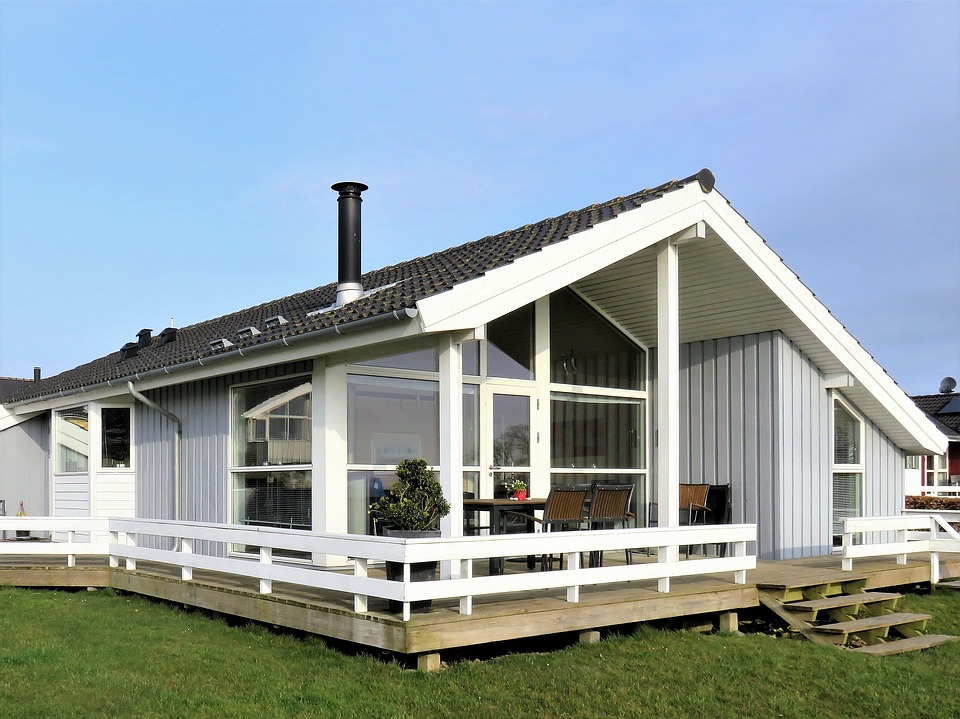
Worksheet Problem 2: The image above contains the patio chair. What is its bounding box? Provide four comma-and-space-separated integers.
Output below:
679, 483, 710, 557
703, 483, 732, 557
502, 484, 590, 570
586, 484, 635, 567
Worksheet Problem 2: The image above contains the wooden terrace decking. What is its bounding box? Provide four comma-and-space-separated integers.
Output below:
3, 545, 958, 665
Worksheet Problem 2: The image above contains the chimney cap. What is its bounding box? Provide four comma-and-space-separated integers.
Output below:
331, 181, 369, 194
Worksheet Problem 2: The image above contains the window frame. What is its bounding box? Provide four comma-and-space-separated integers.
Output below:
831, 394, 865, 545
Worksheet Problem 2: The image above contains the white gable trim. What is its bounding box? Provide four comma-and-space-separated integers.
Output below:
416, 183, 709, 332
0, 404, 42, 432
699, 193, 946, 455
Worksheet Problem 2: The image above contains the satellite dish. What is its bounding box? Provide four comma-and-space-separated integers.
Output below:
940, 376, 958, 394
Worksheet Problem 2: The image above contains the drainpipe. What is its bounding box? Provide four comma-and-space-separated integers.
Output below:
126, 382, 182, 523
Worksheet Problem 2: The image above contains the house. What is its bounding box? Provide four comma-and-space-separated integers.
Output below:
905, 380, 960, 496
0, 171, 947, 561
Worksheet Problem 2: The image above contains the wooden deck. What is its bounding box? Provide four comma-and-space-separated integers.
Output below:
3, 546, 959, 664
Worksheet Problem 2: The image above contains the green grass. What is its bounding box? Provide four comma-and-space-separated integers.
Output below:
1, 586, 959, 719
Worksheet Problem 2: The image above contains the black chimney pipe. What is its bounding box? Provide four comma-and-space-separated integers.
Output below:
33, 367, 41, 382
331, 181, 368, 306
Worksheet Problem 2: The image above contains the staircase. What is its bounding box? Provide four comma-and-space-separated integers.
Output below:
757, 575, 959, 656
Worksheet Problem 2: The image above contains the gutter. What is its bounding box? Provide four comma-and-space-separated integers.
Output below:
126, 382, 183, 524
5, 308, 420, 409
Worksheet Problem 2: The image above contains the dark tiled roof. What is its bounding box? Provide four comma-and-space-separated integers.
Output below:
911, 393, 960, 437
3, 171, 708, 405
0, 377, 32, 400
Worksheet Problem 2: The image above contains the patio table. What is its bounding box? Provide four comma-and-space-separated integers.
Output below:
462, 497, 547, 575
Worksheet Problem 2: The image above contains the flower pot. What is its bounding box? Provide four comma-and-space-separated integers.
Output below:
512, 489, 527, 501
381, 528, 440, 612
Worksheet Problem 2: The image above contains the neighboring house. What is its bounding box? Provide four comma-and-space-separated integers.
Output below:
905, 384, 960, 496
0, 171, 947, 560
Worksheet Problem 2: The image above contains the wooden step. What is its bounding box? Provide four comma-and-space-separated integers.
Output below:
814, 612, 931, 644
938, 580, 960, 590
850, 634, 959, 656
785, 592, 901, 621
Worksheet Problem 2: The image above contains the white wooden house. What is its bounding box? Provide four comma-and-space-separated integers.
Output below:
0, 171, 947, 560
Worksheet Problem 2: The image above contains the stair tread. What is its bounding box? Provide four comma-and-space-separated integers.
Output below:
787, 592, 901, 612
850, 634, 959, 656
815, 612, 931, 634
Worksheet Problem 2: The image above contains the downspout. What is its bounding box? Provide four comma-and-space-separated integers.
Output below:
126, 382, 182, 523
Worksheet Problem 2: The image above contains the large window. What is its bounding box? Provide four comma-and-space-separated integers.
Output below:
832, 397, 863, 545
231, 377, 312, 533
346, 372, 440, 534
551, 393, 644, 469
55, 407, 89, 473
487, 304, 534, 380
550, 289, 644, 390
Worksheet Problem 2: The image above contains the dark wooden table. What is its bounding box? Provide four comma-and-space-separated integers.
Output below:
462, 497, 547, 575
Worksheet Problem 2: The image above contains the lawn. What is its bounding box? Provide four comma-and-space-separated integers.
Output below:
0, 585, 958, 719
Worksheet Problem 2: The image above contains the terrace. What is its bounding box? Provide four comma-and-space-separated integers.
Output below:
3, 514, 959, 670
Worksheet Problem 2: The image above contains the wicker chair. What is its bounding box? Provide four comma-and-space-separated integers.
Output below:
586, 484, 635, 566
502, 484, 590, 570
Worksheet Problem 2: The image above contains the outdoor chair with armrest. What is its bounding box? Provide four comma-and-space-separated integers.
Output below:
501, 484, 590, 571
586, 483, 635, 567
679, 483, 710, 558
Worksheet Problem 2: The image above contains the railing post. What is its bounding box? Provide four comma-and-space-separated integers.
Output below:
734, 540, 747, 585
259, 546, 273, 594
896, 528, 908, 565
353, 558, 368, 613
402, 563, 411, 622
181, 537, 193, 581
67, 529, 76, 568
566, 550, 581, 603
841, 529, 853, 571
125, 532, 137, 571
109, 528, 119, 568
459, 558, 473, 615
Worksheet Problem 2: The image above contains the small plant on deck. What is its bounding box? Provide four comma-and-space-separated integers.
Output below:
371, 459, 451, 532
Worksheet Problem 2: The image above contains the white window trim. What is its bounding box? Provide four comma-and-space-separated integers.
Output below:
831, 393, 865, 543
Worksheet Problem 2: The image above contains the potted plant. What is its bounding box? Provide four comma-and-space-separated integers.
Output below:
506, 478, 527, 501
370, 459, 451, 611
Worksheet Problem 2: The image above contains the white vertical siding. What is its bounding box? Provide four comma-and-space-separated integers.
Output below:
0, 414, 49, 515
134, 361, 312, 555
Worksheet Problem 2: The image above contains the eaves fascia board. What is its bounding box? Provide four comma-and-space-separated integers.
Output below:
416, 183, 709, 333
700, 194, 948, 455
5, 308, 423, 414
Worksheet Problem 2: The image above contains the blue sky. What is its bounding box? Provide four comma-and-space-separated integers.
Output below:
1, 1, 957, 396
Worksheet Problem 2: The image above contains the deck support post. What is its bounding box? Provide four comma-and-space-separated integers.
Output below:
459, 559, 473, 615
718, 611, 738, 633
566, 550, 581, 603
417, 652, 441, 672
579, 630, 600, 645
260, 547, 272, 594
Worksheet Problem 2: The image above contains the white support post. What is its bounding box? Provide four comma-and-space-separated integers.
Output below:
259, 546, 273, 594
734, 540, 747, 585
930, 551, 940, 585
657, 239, 680, 576
439, 335, 464, 580
896, 528, 908, 565
317, 361, 349, 566
181, 537, 193, 581
353, 558, 368, 613
566, 550, 581, 603
109, 529, 119, 568
459, 558, 473, 615
67, 530, 76, 568
841, 530, 853, 571
125, 533, 137, 571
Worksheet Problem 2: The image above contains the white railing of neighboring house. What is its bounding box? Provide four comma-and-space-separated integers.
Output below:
0, 517, 110, 567
1, 516, 756, 622
841, 514, 960, 584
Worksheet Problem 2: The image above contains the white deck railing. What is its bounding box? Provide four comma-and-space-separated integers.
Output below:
841, 514, 960, 584
1, 516, 756, 622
